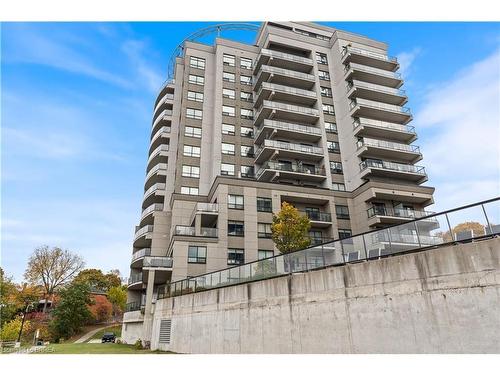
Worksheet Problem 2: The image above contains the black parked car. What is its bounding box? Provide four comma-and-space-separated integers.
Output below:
101, 332, 116, 343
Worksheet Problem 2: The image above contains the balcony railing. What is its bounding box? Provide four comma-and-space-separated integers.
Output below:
256, 119, 322, 139
145, 163, 167, 181
134, 225, 154, 241
258, 82, 317, 98
153, 94, 174, 117
141, 203, 164, 220
152, 109, 173, 129
360, 159, 426, 175
257, 100, 320, 117
341, 46, 397, 63
157, 197, 500, 299
174, 225, 218, 238
148, 144, 169, 160
256, 139, 323, 157
258, 65, 315, 82
259, 48, 314, 66
143, 183, 166, 199
151, 126, 171, 142
194, 203, 219, 213
347, 80, 406, 97
131, 248, 151, 262
301, 211, 332, 222
357, 138, 420, 153
256, 161, 326, 179
127, 273, 143, 285
125, 300, 142, 312
143, 256, 173, 268
350, 98, 410, 114
367, 206, 436, 220
353, 118, 415, 134
345, 63, 402, 80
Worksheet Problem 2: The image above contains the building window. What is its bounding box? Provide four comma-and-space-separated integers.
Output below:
182, 165, 200, 178
188, 74, 204, 85
223, 88, 235, 99
325, 122, 337, 133
222, 123, 235, 135
258, 223, 272, 238
240, 57, 252, 69
186, 108, 203, 120
221, 143, 235, 155
240, 75, 252, 85
240, 91, 252, 102
336, 205, 350, 220
318, 70, 330, 81
221, 163, 235, 176
189, 56, 205, 70
184, 126, 202, 138
328, 141, 340, 153
258, 250, 274, 260
222, 105, 235, 117
240, 145, 254, 157
223, 72, 235, 83
181, 186, 199, 195
322, 104, 335, 115
188, 245, 206, 263
227, 249, 244, 265
183, 145, 201, 158
316, 52, 328, 64
240, 108, 253, 120
320, 86, 332, 97
240, 126, 254, 138
257, 197, 272, 213
330, 161, 343, 174
228, 194, 244, 210
228, 221, 244, 236
332, 183, 346, 192
223, 53, 236, 67
240, 165, 254, 178
338, 229, 352, 240
187, 91, 204, 102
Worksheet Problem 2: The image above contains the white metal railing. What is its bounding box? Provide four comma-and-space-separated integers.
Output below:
258, 100, 320, 117
345, 62, 401, 80
360, 159, 426, 175
131, 248, 151, 262
143, 183, 166, 199
256, 139, 323, 157
348, 80, 406, 96
353, 118, 415, 134
350, 98, 411, 114
256, 119, 322, 139
134, 225, 154, 241
145, 163, 167, 181
341, 46, 397, 63
258, 82, 317, 98
259, 48, 313, 65
358, 138, 420, 153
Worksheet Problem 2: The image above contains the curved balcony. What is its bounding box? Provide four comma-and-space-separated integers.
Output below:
127, 272, 144, 290
144, 163, 167, 190
142, 182, 166, 208
152, 109, 173, 134
134, 224, 154, 241
254, 82, 317, 108
147, 144, 169, 172
360, 159, 428, 184
255, 139, 324, 164
130, 248, 151, 268
357, 137, 422, 163
349, 98, 412, 124
347, 80, 407, 106
254, 100, 320, 125
150, 126, 171, 152
255, 119, 322, 145
353, 118, 416, 143
140, 203, 164, 225
256, 161, 326, 184
254, 65, 315, 91
344, 63, 403, 89
341, 46, 399, 72
253, 48, 314, 74
153, 93, 174, 119
154, 79, 175, 108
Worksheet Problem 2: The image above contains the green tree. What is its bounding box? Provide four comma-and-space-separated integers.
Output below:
105, 270, 122, 289
0, 268, 19, 328
107, 285, 127, 313
271, 202, 311, 254
73, 269, 121, 292
0, 317, 31, 342
49, 283, 93, 341
24, 245, 85, 312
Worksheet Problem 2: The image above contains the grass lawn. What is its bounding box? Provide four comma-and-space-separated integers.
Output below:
32, 342, 172, 354
86, 324, 122, 342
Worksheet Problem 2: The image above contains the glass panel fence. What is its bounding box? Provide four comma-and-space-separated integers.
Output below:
340, 235, 366, 262
482, 200, 500, 235
446, 205, 489, 241
415, 213, 448, 247
322, 242, 343, 267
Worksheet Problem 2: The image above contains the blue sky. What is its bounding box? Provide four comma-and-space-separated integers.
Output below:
1, 22, 499, 282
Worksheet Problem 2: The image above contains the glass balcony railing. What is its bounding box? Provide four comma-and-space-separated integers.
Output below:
148, 144, 169, 160
145, 163, 167, 181
157, 197, 500, 299
175, 226, 218, 238
258, 82, 317, 98
131, 248, 151, 262
194, 203, 219, 213
143, 256, 173, 268
143, 183, 166, 198
301, 211, 332, 222
347, 80, 406, 97
153, 94, 174, 115
353, 118, 415, 134
141, 203, 164, 220
367, 206, 436, 220
350, 98, 411, 114
258, 100, 320, 117
341, 46, 397, 63
256, 119, 322, 139
259, 65, 315, 82
134, 225, 154, 241
360, 159, 426, 175
256, 139, 323, 157
259, 48, 314, 65
256, 161, 326, 179
357, 138, 420, 153
151, 126, 171, 142
345, 63, 402, 80
127, 273, 143, 285
152, 109, 173, 129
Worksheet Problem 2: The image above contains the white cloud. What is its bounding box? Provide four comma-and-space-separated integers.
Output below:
415, 49, 500, 212
397, 47, 422, 78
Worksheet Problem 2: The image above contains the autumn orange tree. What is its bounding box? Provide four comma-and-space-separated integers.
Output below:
271, 202, 311, 254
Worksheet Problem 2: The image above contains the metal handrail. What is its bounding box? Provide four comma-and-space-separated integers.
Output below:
357, 138, 420, 153
360, 159, 426, 175
258, 82, 317, 98
345, 62, 402, 79
256, 161, 326, 179
259, 65, 315, 81
258, 100, 320, 116
341, 46, 397, 63
350, 98, 411, 114
353, 118, 415, 134
367, 206, 436, 219
256, 139, 323, 157
347, 80, 406, 96
256, 119, 322, 140
127, 273, 143, 285
131, 248, 151, 262
259, 48, 313, 65
157, 197, 500, 299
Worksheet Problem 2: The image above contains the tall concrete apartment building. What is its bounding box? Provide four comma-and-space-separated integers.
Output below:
123, 21, 435, 343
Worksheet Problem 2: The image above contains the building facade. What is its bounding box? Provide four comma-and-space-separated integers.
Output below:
122, 21, 435, 344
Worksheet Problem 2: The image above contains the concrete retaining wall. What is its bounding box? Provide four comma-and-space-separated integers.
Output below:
151, 237, 500, 353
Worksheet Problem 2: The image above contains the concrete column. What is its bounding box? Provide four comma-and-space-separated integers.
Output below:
142, 269, 156, 344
